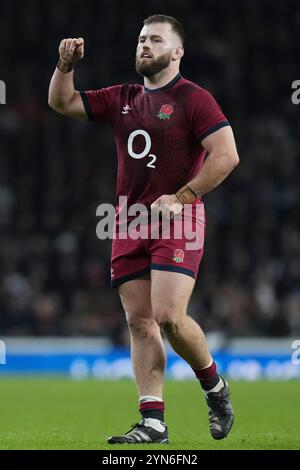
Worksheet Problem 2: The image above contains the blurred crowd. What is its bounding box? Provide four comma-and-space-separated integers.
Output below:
0, 0, 300, 342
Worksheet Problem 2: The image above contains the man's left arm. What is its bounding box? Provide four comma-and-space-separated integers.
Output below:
151, 126, 239, 216
182, 125, 239, 199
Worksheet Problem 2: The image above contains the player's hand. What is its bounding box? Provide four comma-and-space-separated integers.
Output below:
59, 38, 85, 65
151, 194, 183, 220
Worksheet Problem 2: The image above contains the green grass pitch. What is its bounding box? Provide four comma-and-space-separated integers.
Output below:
0, 378, 299, 450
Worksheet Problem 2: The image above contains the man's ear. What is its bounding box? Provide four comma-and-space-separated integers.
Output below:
172, 46, 184, 61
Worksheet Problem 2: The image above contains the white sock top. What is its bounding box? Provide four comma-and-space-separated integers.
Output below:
139, 395, 163, 403
200, 358, 213, 370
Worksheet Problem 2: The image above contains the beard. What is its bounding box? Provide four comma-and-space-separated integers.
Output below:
135, 51, 172, 77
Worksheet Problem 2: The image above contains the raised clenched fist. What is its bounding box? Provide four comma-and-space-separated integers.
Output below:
59, 38, 84, 65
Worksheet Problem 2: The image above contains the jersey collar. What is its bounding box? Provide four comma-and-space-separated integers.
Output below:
144, 73, 182, 93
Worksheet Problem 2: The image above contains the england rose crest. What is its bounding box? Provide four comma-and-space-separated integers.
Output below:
157, 104, 174, 120
173, 248, 184, 263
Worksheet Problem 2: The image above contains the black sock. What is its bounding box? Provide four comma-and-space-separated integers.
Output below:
200, 374, 221, 391
139, 400, 165, 422
193, 361, 221, 391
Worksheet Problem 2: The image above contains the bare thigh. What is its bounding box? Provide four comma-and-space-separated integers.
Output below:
151, 270, 195, 325
118, 274, 153, 325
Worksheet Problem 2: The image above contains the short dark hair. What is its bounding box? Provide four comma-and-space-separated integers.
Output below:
143, 14, 185, 46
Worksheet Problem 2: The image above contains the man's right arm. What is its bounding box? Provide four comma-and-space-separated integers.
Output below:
48, 38, 87, 120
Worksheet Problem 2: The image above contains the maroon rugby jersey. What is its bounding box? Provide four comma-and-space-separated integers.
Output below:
80, 73, 229, 216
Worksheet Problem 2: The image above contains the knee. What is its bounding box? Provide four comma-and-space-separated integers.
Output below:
125, 311, 154, 337
155, 309, 181, 334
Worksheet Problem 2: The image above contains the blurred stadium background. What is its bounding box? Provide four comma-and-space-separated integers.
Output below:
0, 0, 300, 384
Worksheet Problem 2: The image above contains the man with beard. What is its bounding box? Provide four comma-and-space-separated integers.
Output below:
49, 14, 239, 444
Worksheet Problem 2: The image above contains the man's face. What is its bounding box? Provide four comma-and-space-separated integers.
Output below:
135, 23, 182, 77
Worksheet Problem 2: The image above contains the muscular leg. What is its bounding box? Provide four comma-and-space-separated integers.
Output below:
118, 274, 166, 398
110, 270, 233, 444
151, 270, 212, 369
150, 270, 234, 441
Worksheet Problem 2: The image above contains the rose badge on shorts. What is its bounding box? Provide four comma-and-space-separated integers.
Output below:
173, 248, 185, 263
157, 104, 174, 120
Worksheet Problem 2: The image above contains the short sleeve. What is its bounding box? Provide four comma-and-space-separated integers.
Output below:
189, 87, 230, 143
80, 85, 121, 123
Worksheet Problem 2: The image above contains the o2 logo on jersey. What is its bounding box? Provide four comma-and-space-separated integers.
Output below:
127, 130, 156, 169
